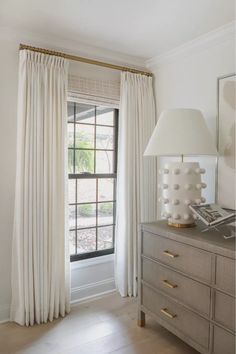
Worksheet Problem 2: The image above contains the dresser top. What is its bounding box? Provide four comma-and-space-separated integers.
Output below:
142, 220, 236, 259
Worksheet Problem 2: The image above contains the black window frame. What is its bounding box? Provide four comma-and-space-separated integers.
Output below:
68, 102, 119, 262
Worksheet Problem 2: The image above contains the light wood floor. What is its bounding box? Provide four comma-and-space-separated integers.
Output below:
0, 293, 198, 354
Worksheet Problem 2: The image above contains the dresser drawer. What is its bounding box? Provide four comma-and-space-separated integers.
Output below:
214, 291, 235, 332
216, 256, 235, 295
142, 257, 211, 316
142, 284, 209, 349
213, 325, 235, 354
142, 231, 212, 283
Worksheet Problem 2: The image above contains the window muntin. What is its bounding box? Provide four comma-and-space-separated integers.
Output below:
68, 102, 118, 261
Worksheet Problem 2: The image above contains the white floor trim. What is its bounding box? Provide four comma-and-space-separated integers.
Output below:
71, 289, 117, 306
71, 277, 116, 304
0, 305, 10, 324
0, 318, 10, 324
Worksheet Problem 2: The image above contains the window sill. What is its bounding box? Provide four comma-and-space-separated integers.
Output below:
71, 253, 115, 270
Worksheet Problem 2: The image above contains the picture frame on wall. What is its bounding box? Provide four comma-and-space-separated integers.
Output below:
216, 73, 236, 211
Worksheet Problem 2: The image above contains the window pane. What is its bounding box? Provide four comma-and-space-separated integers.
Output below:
68, 102, 117, 260
75, 150, 94, 173
96, 151, 113, 173
68, 179, 76, 204
75, 103, 95, 124
69, 230, 76, 255
98, 202, 113, 226
77, 228, 96, 253
96, 126, 114, 150
68, 102, 75, 122
96, 107, 114, 126
98, 178, 114, 202
98, 226, 113, 250
68, 149, 74, 173
76, 124, 94, 149
77, 203, 96, 228
77, 179, 96, 203
68, 123, 74, 147
69, 205, 76, 229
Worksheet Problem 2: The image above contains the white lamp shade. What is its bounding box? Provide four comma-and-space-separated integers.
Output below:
144, 109, 218, 156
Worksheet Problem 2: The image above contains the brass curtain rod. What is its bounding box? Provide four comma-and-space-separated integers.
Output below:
19, 44, 153, 77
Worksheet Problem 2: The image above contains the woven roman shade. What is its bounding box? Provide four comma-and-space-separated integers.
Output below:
68, 75, 120, 107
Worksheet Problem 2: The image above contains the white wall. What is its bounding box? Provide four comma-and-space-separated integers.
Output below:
0, 37, 19, 322
148, 25, 235, 217
0, 29, 146, 322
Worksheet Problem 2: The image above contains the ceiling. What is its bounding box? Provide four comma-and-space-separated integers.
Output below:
0, 0, 235, 60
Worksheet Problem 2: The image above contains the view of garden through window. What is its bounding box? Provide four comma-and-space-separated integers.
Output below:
67, 102, 118, 261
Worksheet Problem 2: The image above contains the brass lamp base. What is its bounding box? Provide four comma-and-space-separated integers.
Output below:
168, 221, 196, 228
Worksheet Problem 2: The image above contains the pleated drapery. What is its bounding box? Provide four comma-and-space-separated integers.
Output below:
10, 50, 70, 326
115, 72, 157, 297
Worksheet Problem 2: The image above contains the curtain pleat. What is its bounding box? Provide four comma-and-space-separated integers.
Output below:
115, 72, 157, 297
10, 50, 70, 326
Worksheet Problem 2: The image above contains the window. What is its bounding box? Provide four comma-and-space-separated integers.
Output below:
67, 102, 118, 261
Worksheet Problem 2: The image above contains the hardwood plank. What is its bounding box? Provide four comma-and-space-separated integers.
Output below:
0, 293, 198, 354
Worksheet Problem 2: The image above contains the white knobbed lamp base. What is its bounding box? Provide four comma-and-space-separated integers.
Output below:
159, 162, 206, 227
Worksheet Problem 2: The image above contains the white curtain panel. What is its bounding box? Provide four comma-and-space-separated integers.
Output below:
115, 72, 157, 297
10, 50, 70, 326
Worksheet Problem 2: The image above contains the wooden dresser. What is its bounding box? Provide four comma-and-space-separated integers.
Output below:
138, 221, 235, 354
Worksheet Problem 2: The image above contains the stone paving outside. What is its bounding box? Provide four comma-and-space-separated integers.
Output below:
69, 211, 113, 254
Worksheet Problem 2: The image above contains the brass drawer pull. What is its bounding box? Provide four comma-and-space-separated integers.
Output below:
161, 308, 177, 319
163, 250, 179, 258
162, 279, 178, 289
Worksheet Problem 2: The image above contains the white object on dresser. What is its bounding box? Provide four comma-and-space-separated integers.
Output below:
160, 161, 204, 225
138, 221, 236, 354
144, 109, 217, 227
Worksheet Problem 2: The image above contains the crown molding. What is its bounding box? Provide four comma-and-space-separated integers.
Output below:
0, 26, 147, 69
146, 21, 236, 69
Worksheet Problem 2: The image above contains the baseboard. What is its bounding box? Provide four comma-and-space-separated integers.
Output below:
0, 318, 10, 324
71, 289, 117, 306
0, 305, 10, 324
71, 277, 116, 304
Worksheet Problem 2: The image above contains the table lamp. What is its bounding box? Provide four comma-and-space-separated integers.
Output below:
144, 109, 218, 227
